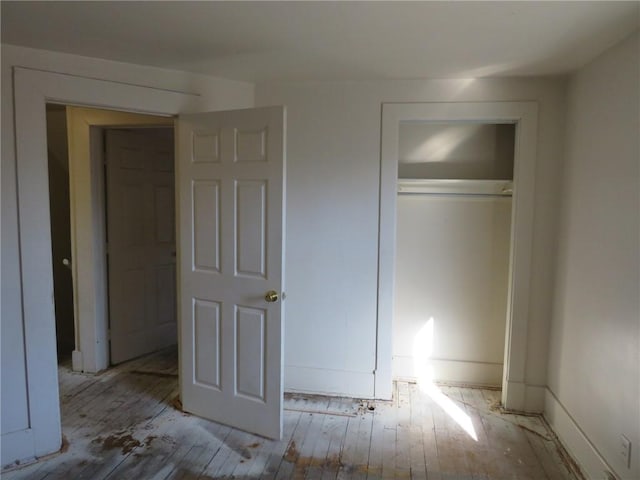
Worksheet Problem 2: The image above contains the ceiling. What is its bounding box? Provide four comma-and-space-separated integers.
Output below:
2, 1, 638, 83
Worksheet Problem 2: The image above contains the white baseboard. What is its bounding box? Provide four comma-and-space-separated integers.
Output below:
285, 365, 374, 399
71, 350, 83, 372
544, 388, 617, 480
393, 355, 503, 386
501, 380, 546, 412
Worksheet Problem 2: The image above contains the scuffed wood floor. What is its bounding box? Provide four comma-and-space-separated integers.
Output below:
4, 347, 582, 479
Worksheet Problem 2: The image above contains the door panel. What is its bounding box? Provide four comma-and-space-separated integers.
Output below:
178, 107, 285, 440
193, 299, 222, 389
122, 268, 145, 333
193, 181, 221, 271
236, 180, 267, 277
154, 185, 175, 243
106, 128, 177, 364
155, 264, 176, 325
235, 306, 266, 400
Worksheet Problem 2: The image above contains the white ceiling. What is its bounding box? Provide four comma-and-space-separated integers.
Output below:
2, 1, 638, 83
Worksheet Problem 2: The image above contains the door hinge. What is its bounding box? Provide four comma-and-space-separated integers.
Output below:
107, 329, 111, 340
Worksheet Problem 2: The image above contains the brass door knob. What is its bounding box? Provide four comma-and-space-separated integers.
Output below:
265, 290, 279, 303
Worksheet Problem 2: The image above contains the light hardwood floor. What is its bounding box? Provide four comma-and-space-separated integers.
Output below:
3, 348, 582, 479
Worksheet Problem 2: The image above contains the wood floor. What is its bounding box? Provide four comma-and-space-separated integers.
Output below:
4, 348, 582, 480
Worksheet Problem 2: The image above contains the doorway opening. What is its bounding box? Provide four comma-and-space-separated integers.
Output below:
15, 68, 287, 459
45, 104, 177, 372
392, 122, 515, 388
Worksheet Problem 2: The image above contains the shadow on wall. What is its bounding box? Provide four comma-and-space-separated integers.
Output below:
46, 105, 75, 358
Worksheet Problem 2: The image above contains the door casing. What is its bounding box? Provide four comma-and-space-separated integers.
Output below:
376, 102, 539, 412
10, 66, 285, 462
9, 66, 199, 461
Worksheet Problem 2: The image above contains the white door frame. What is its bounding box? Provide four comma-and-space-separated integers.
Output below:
11, 66, 199, 460
376, 102, 538, 412
65, 107, 173, 373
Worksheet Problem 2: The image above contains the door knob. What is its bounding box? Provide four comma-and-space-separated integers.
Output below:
265, 290, 279, 303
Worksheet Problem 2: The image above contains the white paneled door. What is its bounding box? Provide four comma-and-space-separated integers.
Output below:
178, 107, 286, 439
106, 128, 177, 364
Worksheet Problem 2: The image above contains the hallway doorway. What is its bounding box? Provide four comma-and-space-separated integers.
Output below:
46, 105, 177, 370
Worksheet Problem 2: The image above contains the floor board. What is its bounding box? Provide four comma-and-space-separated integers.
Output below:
3, 348, 583, 480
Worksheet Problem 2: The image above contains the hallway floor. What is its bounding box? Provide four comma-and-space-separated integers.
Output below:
3, 348, 582, 479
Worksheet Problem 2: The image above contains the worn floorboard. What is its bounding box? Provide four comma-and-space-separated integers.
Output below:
4, 348, 582, 480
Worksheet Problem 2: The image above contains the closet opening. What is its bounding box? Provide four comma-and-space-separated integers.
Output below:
393, 122, 516, 392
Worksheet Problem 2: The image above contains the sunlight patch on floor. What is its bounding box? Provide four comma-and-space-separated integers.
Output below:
413, 316, 478, 441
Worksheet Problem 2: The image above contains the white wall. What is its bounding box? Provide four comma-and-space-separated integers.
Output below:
545, 32, 639, 480
256, 78, 566, 400
398, 123, 515, 179
1, 44, 253, 468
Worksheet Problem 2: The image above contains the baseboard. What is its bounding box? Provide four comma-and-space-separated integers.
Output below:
544, 388, 617, 480
393, 355, 503, 386
71, 350, 83, 372
500, 381, 544, 412
285, 365, 374, 399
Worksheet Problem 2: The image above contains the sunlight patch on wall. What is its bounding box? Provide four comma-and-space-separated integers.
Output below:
401, 124, 484, 163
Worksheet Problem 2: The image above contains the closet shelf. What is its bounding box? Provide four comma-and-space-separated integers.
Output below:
397, 179, 513, 196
